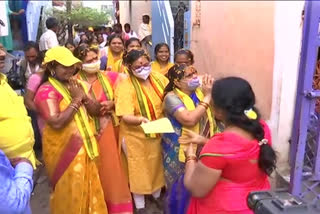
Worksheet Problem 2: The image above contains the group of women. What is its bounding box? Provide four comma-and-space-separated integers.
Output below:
26, 31, 277, 214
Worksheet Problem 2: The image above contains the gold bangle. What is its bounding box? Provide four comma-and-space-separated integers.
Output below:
186, 155, 197, 162
199, 101, 210, 109
69, 104, 79, 112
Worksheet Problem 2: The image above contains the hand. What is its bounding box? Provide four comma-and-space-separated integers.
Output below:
201, 74, 214, 96
10, 157, 31, 168
139, 116, 150, 124
183, 143, 196, 158
68, 78, 86, 101
100, 100, 114, 115
179, 129, 208, 145
18, 9, 25, 15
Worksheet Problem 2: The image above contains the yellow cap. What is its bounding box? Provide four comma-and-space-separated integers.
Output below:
88, 27, 94, 32
43, 46, 81, 66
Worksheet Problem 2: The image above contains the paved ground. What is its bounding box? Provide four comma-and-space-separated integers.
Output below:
30, 165, 163, 214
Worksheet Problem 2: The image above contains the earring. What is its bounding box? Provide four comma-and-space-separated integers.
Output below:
50, 69, 56, 77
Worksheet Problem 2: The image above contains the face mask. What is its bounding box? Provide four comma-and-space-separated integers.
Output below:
132, 65, 151, 80
187, 77, 201, 91
82, 61, 101, 74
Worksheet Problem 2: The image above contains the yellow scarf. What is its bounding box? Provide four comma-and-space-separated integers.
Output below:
107, 49, 123, 71
151, 61, 174, 75
174, 88, 215, 162
130, 73, 165, 138
49, 77, 99, 160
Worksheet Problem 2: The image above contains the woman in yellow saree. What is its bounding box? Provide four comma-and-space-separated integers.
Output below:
100, 34, 124, 72
115, 49, 168, 214
74, 44, 133, 214
34, 46, 108, 214
151, 43, 174, 76
113, 38, 142, 73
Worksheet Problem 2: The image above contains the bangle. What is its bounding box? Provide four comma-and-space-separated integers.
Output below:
69, 104, 79, 112
186, 155, 197, 162
199, 101, 210, 109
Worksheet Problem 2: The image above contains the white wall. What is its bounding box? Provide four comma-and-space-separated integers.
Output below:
270, 1, 305, 173
119, 1, 151, 33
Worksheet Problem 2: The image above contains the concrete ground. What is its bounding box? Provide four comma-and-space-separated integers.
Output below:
30, 165, 163, 214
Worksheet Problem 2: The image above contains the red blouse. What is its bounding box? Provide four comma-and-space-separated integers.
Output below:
187, 121, 272, 214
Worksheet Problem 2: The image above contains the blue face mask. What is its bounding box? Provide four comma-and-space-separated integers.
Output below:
187, 77, 201, 91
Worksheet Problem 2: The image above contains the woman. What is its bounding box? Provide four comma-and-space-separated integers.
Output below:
151, 43, 174, 75
174, 49, 194, 66
114, 37, 142, 73
162, 64, 218, 214
182, 77, 277, 214
74, 44, 133, 214
115, 49, 168, 214
34, 46, 108, 214
65, 41, 75, 53
100, 34, 124, 71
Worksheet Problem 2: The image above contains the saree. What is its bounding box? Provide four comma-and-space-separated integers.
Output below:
34, 82, 108, 214
151, 61, 174, 76
115, 71, 168, 194
78, 70, 133, 214
161, 89, 218, 214
187, 121, 271, 214
101, 47, 123, 72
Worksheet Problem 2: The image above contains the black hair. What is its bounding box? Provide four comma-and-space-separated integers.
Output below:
154, 43, 170, 62
107, 33, 124, 46
73, 43, 98, 61
212, 77, 276, 176
163, 64, 188, 96
143, 15, 150, 19
174, 49, 194, 65
24, 41, 39, 52
46, 17, 59, 29
23, 41, 43, 64
123, 49, 150, 67
124, 23, 131, 29
125, 37, 141, 49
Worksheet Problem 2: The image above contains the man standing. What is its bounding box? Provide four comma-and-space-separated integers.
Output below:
18, 41, 42, 86
0, 43, 34, 214
138, 14, 152, 55
39, 17, 59, 52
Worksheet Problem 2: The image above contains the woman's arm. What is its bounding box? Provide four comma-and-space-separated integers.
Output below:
46, 98, 82, 129
165, 93, 211, 127
184, 160, 222, 198
83, 96, 101, 117
183, 142, 222, 198
121, 115, 149, 126
24, 90, 37, 112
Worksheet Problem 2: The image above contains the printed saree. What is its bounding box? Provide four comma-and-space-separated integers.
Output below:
162, 90, 218, 214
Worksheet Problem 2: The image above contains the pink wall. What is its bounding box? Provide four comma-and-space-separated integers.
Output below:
191, 1, 275, 119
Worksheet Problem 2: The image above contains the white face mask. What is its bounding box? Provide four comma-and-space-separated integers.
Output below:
132, 65, 152, 80
82, 60, 101, 74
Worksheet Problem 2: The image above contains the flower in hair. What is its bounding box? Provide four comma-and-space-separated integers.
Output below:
244, 108, 257, 120
258, 139, 268, 146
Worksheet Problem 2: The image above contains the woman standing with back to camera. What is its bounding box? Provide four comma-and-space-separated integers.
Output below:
181, 77, 277, 214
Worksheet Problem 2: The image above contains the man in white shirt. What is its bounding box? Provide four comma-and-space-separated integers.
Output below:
39, 17, 59, 52
138, 15, 152, 42
124, 23, 138, 39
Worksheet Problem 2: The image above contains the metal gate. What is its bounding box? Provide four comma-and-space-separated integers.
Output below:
290, 1, 320, 206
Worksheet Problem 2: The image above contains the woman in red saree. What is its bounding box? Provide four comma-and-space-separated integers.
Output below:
74, 44, 133, 214
34, 46, 108, 214
181, 77, 277, 214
